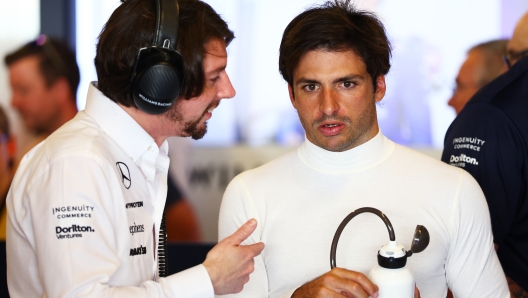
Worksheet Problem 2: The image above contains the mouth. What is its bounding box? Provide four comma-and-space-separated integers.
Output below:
207, 101, 221, 113
317, 121, 345, 136
202, 101, 220, 120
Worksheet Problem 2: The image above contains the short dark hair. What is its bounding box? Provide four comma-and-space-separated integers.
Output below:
4, 36, 80, 100
279, 0, 391, 91
95, 0, 234, 107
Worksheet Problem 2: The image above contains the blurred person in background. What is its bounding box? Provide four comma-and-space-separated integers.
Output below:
0, 105, 15, 240
448, 39, 508, 114
4, 35, 79, 170
442, 12, 528, 295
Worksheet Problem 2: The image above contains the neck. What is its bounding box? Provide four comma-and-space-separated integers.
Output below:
118, 104, 180, 147
45, 99, 78, 135
299, 131, 394, 174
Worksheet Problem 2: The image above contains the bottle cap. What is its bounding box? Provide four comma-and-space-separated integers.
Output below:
377, 241, 407, 269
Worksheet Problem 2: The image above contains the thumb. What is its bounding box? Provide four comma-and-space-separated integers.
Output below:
414, 285, 420, 298
224, 219, 258, 245
244, 242, 265, 257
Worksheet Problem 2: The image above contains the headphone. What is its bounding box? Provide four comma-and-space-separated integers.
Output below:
131, 0, 185, 115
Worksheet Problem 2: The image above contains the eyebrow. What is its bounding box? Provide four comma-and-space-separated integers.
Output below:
295, 74, 365, 86
206, 65, 227, 76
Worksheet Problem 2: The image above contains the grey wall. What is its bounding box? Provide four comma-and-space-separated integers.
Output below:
40, 0, 75, 50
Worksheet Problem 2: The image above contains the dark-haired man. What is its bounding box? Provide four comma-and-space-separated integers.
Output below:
4, 35, 79, 170
218, 1, 509, 297
442, 12, 528, 295
6, 0, 263, 297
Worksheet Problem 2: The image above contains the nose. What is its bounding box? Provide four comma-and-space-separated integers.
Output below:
447, 94, 462, 115
320, 88, 339, 116
218, 73, 236, 99
447, 95, 455, 109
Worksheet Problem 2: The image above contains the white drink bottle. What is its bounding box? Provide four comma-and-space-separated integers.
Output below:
330, 207, 429, 298
369, 241, 414, 297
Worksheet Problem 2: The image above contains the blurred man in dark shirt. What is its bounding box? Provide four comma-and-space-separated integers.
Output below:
442, 12, 528, 295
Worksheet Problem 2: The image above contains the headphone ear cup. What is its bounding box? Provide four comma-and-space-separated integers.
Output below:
133, 48, 184, 115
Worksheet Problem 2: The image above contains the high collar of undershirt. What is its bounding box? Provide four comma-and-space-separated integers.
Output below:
298, 130, 394, 174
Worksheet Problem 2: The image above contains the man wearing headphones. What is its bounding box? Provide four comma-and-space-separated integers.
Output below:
6, 0, 263, 297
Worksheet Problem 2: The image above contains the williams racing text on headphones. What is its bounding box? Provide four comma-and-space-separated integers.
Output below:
131, 0, 185, 114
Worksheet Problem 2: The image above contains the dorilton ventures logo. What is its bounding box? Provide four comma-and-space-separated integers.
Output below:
55, 224, 95, 240
450, 154, 479, 166
116, 162, 131, 189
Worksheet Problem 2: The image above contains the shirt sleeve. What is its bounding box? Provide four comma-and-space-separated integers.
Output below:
7, 155, 213, 298
441, 103, 524, 245
217, 176, 270, 298
444, 169, 509, 297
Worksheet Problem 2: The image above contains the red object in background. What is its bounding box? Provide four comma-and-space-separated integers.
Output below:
7, 135, 16, 162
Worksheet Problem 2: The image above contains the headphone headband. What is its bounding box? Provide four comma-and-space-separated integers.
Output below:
131, 0, 185, 115
154, 0, 179, 50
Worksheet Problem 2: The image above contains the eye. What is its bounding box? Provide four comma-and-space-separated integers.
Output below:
341, 81, 355, 89
302, 84, 318, 92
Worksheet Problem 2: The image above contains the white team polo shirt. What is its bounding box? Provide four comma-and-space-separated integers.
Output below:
6, 83, 214, 297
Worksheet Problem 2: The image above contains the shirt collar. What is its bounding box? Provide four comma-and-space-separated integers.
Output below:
298, 130, 394, 174
84, 82, 167, 161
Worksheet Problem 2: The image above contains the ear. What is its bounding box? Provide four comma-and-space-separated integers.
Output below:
288, 84, 296, 109
374, 75, 386, 103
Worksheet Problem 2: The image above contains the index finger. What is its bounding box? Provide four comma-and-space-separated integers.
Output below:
222, 219, 258, 245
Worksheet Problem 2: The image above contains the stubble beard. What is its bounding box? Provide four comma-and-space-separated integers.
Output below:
165, 100, 220, 140
301, 103, 378, 152
186, 118, 208, 140
165, 108, 207, 140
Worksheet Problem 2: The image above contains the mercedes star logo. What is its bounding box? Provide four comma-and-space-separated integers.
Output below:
116, 162, 131, 189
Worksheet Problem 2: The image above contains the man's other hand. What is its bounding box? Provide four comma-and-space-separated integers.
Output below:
292, 267, 379, 298
203, 219, 265, 295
